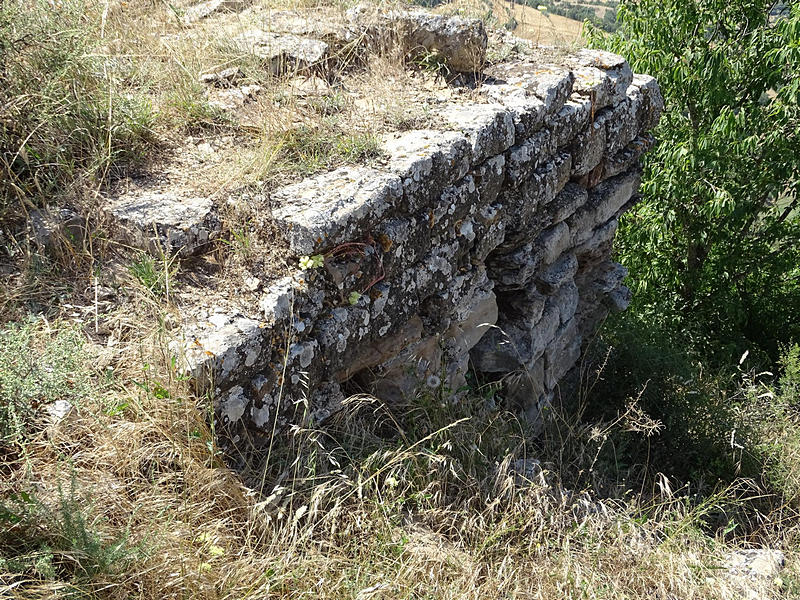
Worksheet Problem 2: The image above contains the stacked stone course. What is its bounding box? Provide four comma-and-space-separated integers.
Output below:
164, 46, 662, 441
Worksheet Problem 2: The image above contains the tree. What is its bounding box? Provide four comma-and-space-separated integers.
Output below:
588, 1, 800, 358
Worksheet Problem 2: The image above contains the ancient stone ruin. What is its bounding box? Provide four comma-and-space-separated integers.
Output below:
105, 7, 663, 446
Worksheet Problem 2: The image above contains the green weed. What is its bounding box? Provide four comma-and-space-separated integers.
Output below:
128, 252, 179, 299
0, 321, 90, 447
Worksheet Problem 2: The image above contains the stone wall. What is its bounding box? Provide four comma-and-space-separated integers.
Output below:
172, 46, 663, 443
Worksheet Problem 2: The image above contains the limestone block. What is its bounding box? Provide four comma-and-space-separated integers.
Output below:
553, 280, 580, 325
575, 217, 618, 260
182, 0, 251, 24
375, 211, 431, 277
544, 318, 582, 389
569, 49, 633, 107
536, 221, 571, 266
604, 134, 654, 180
482, 83, 548, 139
569, 121, 606, 178
568, 170, 640, 245
314, 304, 373, 372
537, 252, 579, 294
380, 130, 472, 210
401, 11, 488, 73
550, 183, 588, 224
176, 313, 271, 389
506, 129, 555, 186
547, 97, 591, 150
472, 155, 507, 207
503, 153, 571, 236
632, 74, 664, 131
605, 91, 642, 155
271, 166, 402, 255
487, 241, 542, 290
572, 66, 616, 111
500, 282, 547, 326
439, 103, 515, 164
527, 301, 562, 361
263, 9, 349, 45
472, 203, 507, 262
346, 5, 487, 73
233, 30, 329, 74
106, 191, 220, 257
335, 315, 424, 382
486, 62, 575, 119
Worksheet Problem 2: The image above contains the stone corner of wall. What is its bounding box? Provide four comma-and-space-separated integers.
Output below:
174, 44, 663, 445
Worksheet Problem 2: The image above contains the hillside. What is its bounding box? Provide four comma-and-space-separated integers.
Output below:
436, 0, 585, 45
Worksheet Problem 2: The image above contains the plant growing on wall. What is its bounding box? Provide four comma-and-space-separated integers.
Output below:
588, 1, 800, 358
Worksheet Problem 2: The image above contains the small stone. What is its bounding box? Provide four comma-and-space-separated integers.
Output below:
244, 276, 260, 291
199, 66, 242, 87
29, 208, 85, 249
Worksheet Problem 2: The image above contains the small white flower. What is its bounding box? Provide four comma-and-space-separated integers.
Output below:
426, 374, 441, 389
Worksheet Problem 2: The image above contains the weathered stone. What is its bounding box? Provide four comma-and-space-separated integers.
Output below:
482, 83, 548, 139
439, 103, 515, 164
605, 91, 642, 155
271, 166, 402, 255
568, 170, 640, 245
29, 208, 84, 249
506, 129, 555, 186
569, 49, 633, 107
550, 182, 588, 224
604, 134, 654, 180
537, 252, 579, 294
553, 280, 580, 325
502, 153, 572, 237
106, 191, 220, 257
176, 313, 271, 389
486, 62, 575, 118
536, 222, 571, 266
346, 5, 487, 73
547, 97, 591, 149
233, 30, 329, 74
632, 74, 664, 131
199, 66, 242, 87
544, 318, 581, 389
380, 130, 472, 210
569, 121, 606, 177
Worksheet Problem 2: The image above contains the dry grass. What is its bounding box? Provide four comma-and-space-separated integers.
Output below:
1, 313, 798, 599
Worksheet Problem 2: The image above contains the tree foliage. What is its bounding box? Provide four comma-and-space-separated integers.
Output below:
588, 1, 800, 358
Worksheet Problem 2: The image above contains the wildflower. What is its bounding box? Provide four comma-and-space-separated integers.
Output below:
299, 254, 324, 270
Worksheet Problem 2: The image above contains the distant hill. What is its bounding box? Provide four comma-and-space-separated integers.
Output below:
433, 0, 586, 46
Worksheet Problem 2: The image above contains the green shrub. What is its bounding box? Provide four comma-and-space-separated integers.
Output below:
0, 474, 143, 586
0, 321, 91, 447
